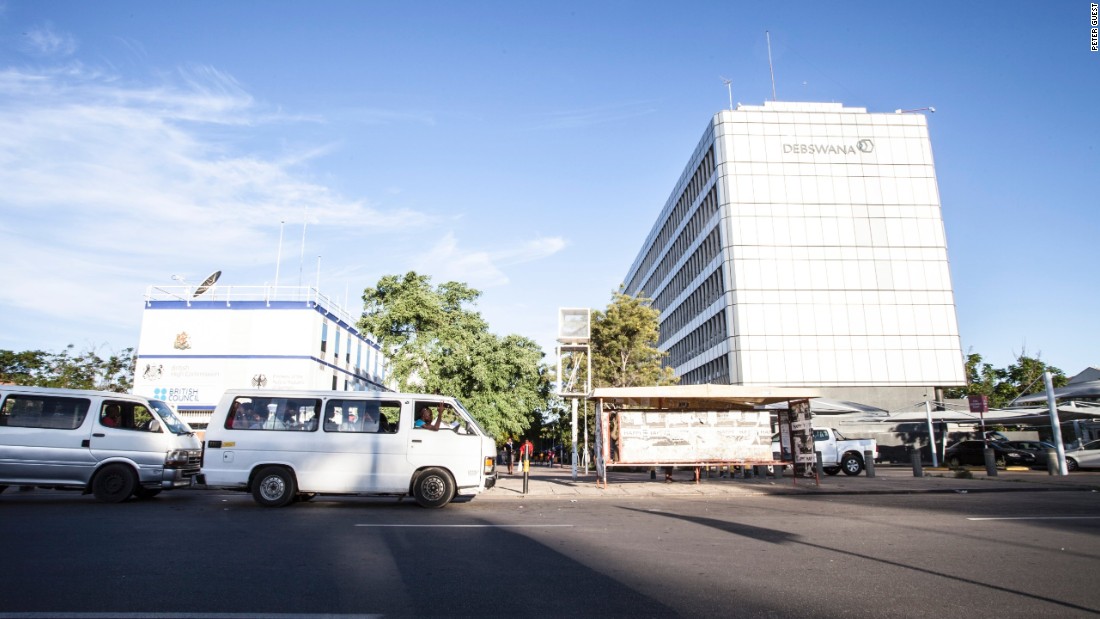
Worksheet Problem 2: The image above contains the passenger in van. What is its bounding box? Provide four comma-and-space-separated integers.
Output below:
101, 404, 121, 427
361, 406, 381, 433
232, 403, 254, 429
415, 404, 444, 431
340, 410, 361, 432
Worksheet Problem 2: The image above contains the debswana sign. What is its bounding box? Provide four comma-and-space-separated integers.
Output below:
783, 139, 874, 155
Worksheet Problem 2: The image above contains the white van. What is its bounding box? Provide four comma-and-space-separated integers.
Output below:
200, 390, 498, 508
0, 386, 203, 502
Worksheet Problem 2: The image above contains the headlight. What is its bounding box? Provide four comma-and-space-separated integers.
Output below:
165, 449, 196, 465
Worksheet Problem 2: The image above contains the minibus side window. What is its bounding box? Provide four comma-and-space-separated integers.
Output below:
100, 400, 161, 432
0, 396, 90, 429
225, 397, 320, 431
323, 399, 401, 433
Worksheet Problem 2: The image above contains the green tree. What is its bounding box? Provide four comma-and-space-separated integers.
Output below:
945, 349, 1067, 408
358, 271, 550, 439
0, 345, 135, 391
590, 289, 677, 388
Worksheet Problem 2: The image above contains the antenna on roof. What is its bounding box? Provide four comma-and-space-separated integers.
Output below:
766, 30, 778, 101
720, 77, 733, 111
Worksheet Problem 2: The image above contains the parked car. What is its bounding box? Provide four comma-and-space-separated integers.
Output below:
1063, 440, 1100, 471
1001, 440, 1056, 467
943, 440, 1037, 468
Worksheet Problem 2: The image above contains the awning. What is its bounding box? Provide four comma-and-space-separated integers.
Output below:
589, 384, 819, 411
1014, 380, 1100, 404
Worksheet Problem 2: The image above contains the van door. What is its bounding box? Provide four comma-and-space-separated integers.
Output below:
407, 400, 481, 486
88, 399, 167, 477
0, 393, 96, 485
304, 397, 409, 494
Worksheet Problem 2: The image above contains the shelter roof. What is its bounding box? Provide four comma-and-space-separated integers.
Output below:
1015, 379, 1100, 403
589, 384, 819, 411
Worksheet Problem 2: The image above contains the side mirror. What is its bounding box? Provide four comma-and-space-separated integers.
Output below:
148, 419, 162, 433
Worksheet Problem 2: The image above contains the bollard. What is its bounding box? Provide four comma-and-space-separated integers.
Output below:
983, 447, 998, 477
864, 450, 876, 478
522, 454, 530, 494
910, 450, 923, 477
1046, 449, 1058, 476
815, 452, 824, 478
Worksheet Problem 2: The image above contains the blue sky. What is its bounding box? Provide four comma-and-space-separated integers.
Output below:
0, 1, 1096, 376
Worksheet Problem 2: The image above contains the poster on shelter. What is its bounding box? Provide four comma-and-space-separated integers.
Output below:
614, 410, 773, 463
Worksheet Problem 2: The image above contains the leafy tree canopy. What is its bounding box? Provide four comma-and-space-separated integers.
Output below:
590, 289, 677, 388
357, 271, 550, 440
944, 349, 1067, 408
0, 345, 135, 392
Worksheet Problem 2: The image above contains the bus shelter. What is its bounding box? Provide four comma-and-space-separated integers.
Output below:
591, 384, 820, 486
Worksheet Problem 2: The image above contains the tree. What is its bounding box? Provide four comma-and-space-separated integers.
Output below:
944, 349, 1067, 408
357, 271, 551, 439
590, 289, 677, 388
0, 345, 135, 392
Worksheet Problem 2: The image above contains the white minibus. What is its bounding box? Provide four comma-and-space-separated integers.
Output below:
200, 390, 497, 508
0, 385, 203, 502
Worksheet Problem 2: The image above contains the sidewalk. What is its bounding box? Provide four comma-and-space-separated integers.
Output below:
480, 462, 1100, 501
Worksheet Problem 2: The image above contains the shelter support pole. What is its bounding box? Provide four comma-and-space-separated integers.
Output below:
924, 400, 939, 467
571, 397, 578, 482
1045, 371, 1069, 476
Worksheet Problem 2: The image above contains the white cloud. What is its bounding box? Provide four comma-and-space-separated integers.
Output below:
0, 64, 435, 346
21, 23, 77, 57
411, 232, 566, 288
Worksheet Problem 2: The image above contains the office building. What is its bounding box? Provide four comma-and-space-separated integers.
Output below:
622, 101, 965, 411
133, 284, 389, 428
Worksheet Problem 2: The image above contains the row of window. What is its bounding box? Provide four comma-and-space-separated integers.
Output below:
636, 186, 720, 302
657, 268, 725, 347
224, 397, 460, 435
679, 353, 731, 386
626, 147, 715, 293
650, 227, 723, 314
667, 310, 729, 369
0, 395, 158, 432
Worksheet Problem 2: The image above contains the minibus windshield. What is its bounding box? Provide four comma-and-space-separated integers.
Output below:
150, 400, 194, 435
452, 400, 489, 436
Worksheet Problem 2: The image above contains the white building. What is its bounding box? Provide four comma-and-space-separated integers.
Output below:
623, 101, 965, 411
133, 284, 389, 428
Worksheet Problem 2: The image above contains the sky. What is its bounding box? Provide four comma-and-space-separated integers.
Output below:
0, 1, 1097, 377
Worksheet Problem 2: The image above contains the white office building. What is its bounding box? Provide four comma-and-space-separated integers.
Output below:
133, 284, 389, 428
623, 101, 965, 411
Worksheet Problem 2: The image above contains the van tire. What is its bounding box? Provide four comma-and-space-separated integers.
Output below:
93, 464, 136, 503
134, 487, 162, 499
412, 468, 455, 508
252, 466, 296, 507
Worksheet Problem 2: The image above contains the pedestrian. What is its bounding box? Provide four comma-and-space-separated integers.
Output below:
503, 437, 515, 475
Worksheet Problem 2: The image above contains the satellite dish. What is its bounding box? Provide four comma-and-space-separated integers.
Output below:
193, 270, 222, 297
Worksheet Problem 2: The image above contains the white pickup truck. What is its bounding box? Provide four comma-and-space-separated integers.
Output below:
772, 427, 878, 476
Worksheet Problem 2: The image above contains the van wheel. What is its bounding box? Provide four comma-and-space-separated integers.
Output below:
252, 466, 296, 507
840, 454, 864, 476
93, 464, 136, 503
413, 468, 455, 508
134, 487, 162, 499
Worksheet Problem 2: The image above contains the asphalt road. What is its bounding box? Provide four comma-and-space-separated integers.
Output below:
1, 488, 1098, 618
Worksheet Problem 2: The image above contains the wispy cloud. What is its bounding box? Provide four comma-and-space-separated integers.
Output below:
0, 60, 436, 339
411, 233, 566, 288
527, 101, 658, 130
20, 23, 77, 57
